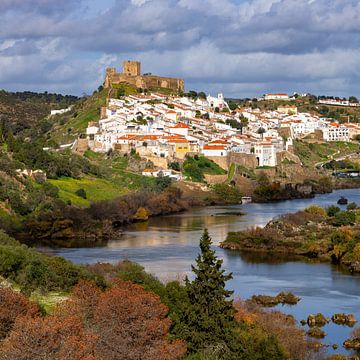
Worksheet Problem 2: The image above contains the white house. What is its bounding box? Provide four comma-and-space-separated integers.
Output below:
142, 169, 172, 177
206, 94, 229, 110
202, 144, 227, 157
50, 106, 72, 116
254, 143, 277, 167
169, 123, 189, 137
264, 93, 289, 101
322, 123, 350, 142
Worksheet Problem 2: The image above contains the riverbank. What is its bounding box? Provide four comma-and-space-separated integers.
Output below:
221, 203, 360, 274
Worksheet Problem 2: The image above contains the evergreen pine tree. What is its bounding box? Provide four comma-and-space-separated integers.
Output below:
182, 229, 243, 357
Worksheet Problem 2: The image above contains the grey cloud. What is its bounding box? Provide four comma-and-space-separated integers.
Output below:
0, 0, 359, 97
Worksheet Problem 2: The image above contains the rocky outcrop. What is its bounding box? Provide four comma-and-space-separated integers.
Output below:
332, 313, 357, 326
307, 313, 329, 327
250, 292, 300, 307
307, 327, 327, 338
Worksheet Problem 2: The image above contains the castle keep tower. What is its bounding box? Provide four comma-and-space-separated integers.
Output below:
123, 61, 141, 77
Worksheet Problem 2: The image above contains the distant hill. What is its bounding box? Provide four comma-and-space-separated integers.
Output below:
0, 90, 79, 137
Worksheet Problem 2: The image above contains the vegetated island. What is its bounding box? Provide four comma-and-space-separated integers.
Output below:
221, 203, 360, 274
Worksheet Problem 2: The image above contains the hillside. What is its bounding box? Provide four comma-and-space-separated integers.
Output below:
0, 90, 78, 138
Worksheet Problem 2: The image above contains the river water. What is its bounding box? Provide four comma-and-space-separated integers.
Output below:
50, 188, 360, 355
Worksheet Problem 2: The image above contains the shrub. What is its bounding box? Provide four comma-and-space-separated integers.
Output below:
0, 233, 100, 293
212, 183, 242, 204
327, 205, 341, 217
332, 211, 356, 227
347, 202, 358, 210
304, 205, 326, 217
75, 188, 87, 199
0, 288, 38, 339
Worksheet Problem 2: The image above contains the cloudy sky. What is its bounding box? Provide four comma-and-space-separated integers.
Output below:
0, 0, 359, 98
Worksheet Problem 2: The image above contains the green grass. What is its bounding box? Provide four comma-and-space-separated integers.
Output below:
111, 83, 138, 96
48, 154, 156, 206
30, 291, 69, 314
49, 176, 128, 206
228, 163, 236, 181
70, 89, 108, 131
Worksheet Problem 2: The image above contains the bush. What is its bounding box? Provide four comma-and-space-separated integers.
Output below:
183, 156, 225, 182
327, 205, 341, 217
347, 202, 358, 210
304, 205, 326, 217
75, 188, 87, 199
0, 232, 100, 293
212, 183, 242, 204
332, 211, 356, 227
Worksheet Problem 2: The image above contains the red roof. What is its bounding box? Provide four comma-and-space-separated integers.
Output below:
168, 139, 189, 144
203, 145, 226, 150
174, 123, 189, 129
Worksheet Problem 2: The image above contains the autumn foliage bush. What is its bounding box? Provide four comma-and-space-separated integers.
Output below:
0, 280, 186, 360
0, 287, 37, 339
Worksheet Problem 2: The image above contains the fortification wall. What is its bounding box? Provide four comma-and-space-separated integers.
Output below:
106, 74, 184, 92
227, 153, 257, 169
206, 156, 229, 171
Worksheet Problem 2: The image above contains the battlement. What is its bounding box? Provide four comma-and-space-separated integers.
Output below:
104, 60, 184, 93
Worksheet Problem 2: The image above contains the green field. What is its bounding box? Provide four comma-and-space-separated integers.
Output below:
49, 176, 127, 206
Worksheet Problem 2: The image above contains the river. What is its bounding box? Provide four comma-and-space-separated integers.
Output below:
49, 188, 360, 355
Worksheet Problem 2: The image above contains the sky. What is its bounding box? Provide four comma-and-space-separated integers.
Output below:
0, 0, 359, 98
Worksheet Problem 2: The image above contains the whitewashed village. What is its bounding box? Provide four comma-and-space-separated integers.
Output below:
83, 83, 360, 181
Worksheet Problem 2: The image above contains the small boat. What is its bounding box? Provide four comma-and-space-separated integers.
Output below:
337, 196, 348, 205
241, 196, 252, 204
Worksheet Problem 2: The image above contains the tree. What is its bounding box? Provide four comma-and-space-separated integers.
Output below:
257, 127, 266, 139
92, 281, 186, 360
197, 92, 206, 99
349, 96, 359, 103
182, 230, 242, 355
156, 175, 172, 191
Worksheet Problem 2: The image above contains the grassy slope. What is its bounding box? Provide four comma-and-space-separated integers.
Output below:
294, 140, 359, 166
50, 88, 109, 145
49, 152, 155, 206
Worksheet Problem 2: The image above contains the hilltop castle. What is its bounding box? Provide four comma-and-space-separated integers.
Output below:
104, 61, 184, 93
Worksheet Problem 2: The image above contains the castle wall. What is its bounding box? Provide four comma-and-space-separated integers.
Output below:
104, 62, 184, 93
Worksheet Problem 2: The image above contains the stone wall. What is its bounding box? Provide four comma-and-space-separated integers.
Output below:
227, 152, 257, 169
233, 176, 256, 196
143, 156, 168, 169
73, 138, 89, 154
206, 156, 229, 171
